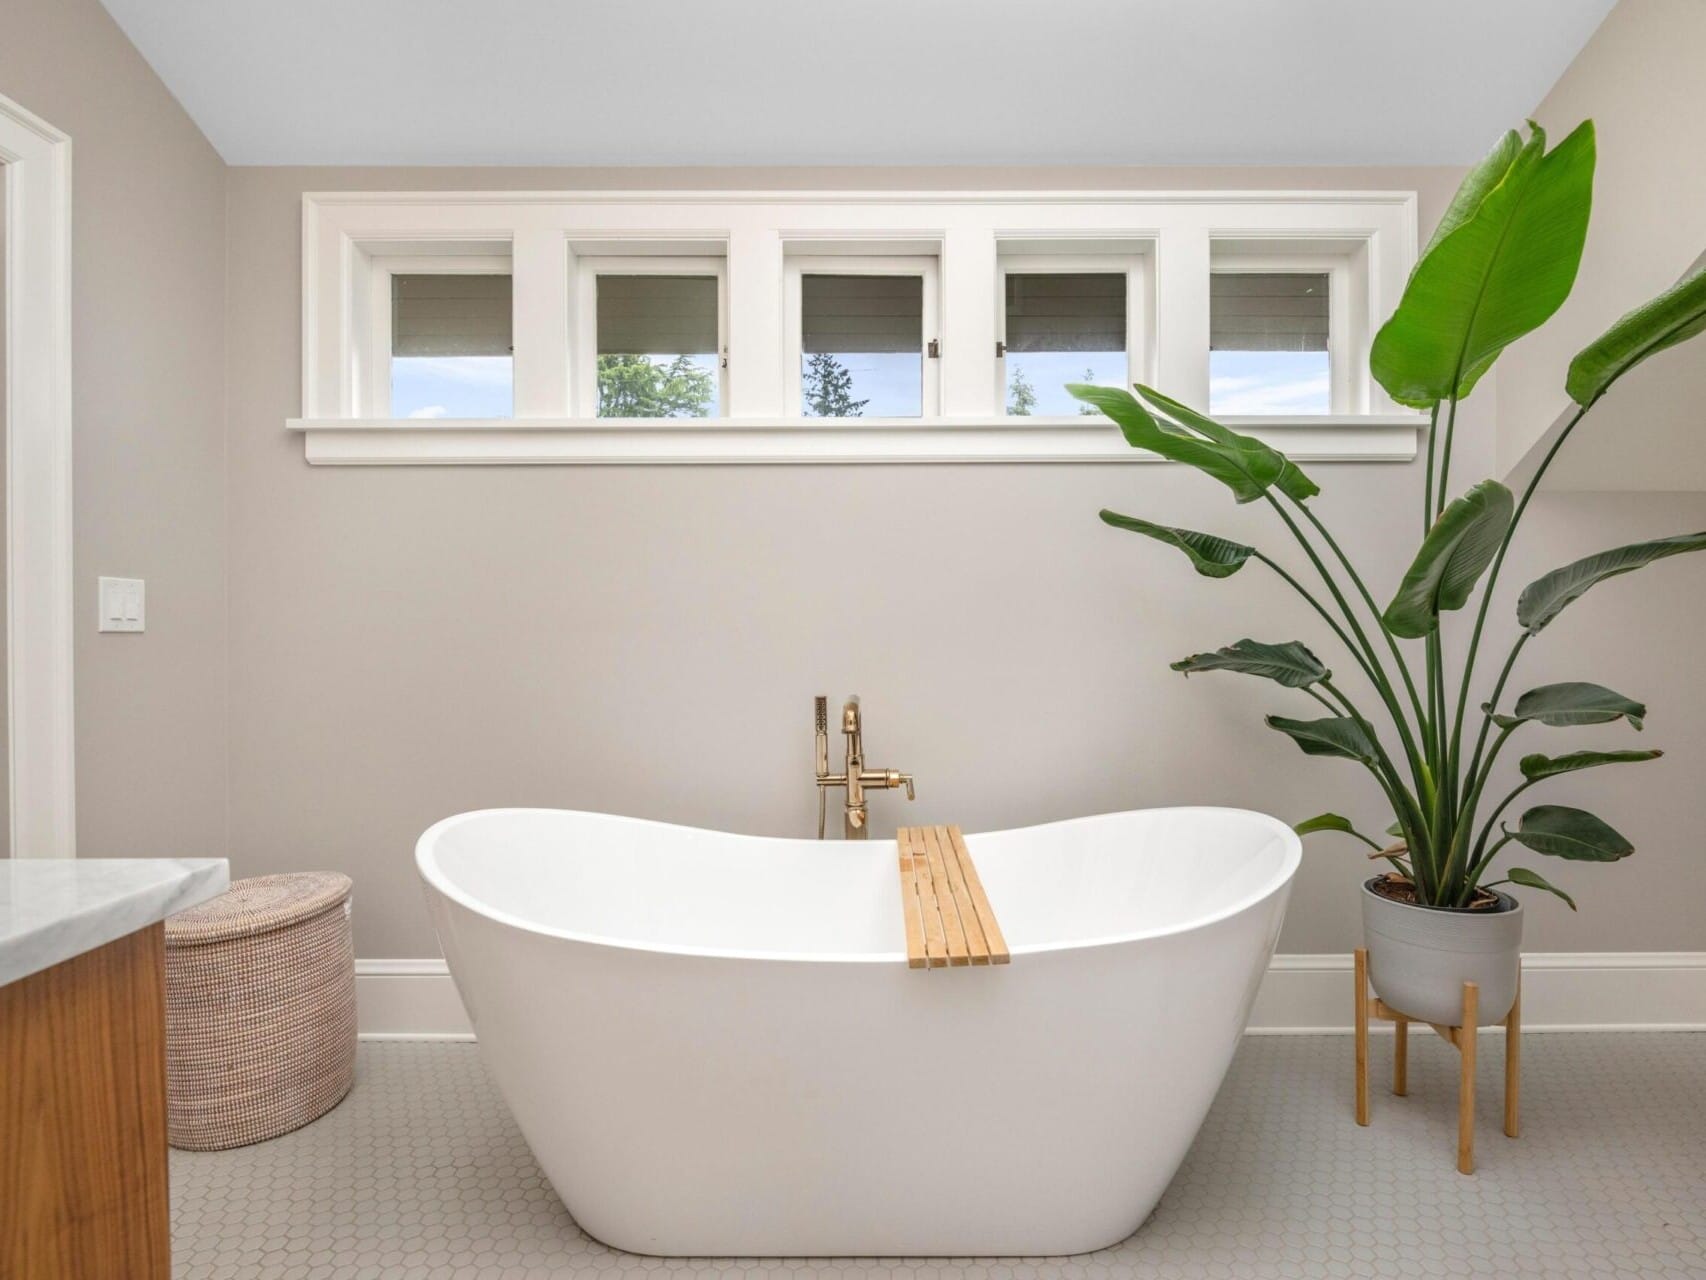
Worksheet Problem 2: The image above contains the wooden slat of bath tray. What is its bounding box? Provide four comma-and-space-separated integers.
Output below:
896, 825, 1009, 968
921, 824, 971, 965
896, 828, 931, 969
946, 826, 1010, 965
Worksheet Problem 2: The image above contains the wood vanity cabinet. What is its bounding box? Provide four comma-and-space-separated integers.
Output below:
1, 923, 172, 1279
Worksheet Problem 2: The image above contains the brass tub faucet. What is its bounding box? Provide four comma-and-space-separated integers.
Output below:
814, 695, 914, 840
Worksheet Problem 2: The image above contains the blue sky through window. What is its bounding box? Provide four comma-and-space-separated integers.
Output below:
1209, 350, 1331, 415
391, 356, 514, 419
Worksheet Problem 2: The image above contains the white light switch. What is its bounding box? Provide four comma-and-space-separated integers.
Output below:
98, 576, 145, 633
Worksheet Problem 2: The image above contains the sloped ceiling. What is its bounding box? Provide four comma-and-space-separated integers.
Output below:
99, 0, 1613, 167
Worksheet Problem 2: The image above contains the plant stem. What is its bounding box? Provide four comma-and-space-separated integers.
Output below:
1316, 680, 1432, 897
1441, 722, 1517, 899
1296, 502, 1429, 737
1263, 499, 1431, 842
1461, 632, 1532, 816
1435, 395, 1460, 520
1447, 403, 1591, 803
1423, 404, 1440, 537
1254, 552, 1391, 704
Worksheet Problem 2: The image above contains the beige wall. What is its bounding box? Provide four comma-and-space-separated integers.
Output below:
1498, 0, 1706, 487
223, 163, 1706, 959
0, 0, 229, 859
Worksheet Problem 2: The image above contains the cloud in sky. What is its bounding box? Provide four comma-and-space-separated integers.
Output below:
407, 404, 449, 419
1209, 350, 1331, 415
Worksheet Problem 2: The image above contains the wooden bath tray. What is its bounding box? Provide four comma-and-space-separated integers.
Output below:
896, 825, 1010, 969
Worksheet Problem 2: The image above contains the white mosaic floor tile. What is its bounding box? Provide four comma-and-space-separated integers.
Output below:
171, 1034, 1706, 1279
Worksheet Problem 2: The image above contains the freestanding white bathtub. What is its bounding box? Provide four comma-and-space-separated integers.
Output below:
417, 806, 1299, 1257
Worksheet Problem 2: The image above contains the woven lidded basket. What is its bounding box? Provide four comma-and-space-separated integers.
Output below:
165, 872, 357, 1150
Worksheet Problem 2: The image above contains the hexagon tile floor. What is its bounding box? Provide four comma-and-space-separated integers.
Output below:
170, 1033, 1706, 1279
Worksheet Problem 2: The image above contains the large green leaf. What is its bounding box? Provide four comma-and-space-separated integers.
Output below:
1509, 805, 1633, 862
1295, 812, 1357, 837
1172, 639, 1329, 688
1517, 532, 1706, 633
1419, 129, 1525, 261
1132, 385, 1319, 502
1383, 480, 1515, 638
1490, 682, 1646, 731
1265, 714, 1379, 763
1098, 512, 1255, 578
1567, 257, 1706, 406
1370, 122, 1595, 408
1519, 748, 1662, 781
1505, 866, 1578, 911
1069, 384, 1288, 503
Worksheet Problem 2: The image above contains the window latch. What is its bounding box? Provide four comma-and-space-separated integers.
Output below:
995, 340, 1006, 358
927, 339, 940, 359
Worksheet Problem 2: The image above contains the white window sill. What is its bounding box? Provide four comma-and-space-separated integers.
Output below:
286, 414, 1423, 466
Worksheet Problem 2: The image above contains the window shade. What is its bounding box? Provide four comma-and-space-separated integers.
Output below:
1210, 272, 1329, 352
391, 274, 512, 357
1004, 273, 1126, 352
596, 275, 719, 355
801, 274, 922, 354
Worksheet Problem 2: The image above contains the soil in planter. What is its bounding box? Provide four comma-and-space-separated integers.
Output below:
1370, 873, 1504, 912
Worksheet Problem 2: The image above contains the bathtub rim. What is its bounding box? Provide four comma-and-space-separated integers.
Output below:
416, 805, 1301, 966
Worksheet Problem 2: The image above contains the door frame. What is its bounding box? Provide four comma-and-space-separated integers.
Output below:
0, 93, 76, 857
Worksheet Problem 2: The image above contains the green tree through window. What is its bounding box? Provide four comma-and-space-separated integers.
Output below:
596, 354, 716, 418
1007, 367, 1037, 415
1078, 367, 1100, 415
802, 352, 869, 417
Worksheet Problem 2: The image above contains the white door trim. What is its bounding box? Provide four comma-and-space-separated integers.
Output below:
0, 94, 76, 858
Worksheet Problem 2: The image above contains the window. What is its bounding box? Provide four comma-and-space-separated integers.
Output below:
578, 258, 726, 418
786, 257, 939, 418
1208, 271, 1332, 416
383, 265, 513, 419
998, 256, 1142, 416
303, 192, 1420, 464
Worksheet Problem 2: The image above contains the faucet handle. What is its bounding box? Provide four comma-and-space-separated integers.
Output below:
863, 768, 915, 799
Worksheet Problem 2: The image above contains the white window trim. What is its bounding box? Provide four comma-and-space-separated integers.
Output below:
293, 189, 1426, 466
364, 252, 514, 419
1210, 246, 1366, 415
784, 254, 939, 419
997, 252, 1149, 418
572, 255, 728, 418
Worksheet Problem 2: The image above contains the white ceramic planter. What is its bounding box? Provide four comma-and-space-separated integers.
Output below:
1360, 877, 1522, 1026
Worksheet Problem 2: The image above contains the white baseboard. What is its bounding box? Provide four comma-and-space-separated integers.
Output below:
356, 952, 1706, 1042
355, 959, 474, 1040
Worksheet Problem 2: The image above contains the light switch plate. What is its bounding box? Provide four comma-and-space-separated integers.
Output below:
97, 576, 145, 633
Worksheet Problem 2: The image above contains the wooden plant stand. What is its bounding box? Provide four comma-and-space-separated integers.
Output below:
1353, 947, 1520, 1174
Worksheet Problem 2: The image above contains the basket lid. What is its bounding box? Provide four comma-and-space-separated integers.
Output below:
167, 872, 352, 946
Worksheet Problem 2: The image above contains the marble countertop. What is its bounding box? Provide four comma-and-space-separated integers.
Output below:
1, 858, 230, 987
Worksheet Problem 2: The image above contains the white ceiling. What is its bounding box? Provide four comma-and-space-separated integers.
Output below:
100, 0, 1615, 168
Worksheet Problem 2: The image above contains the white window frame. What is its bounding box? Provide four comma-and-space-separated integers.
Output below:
783, 254, 940, 419
1209, 241, 1370, 415
363, 252, 515, 419
572, 255, 728, 419
996, 252, 1149, 417
295, 190, 1424, 465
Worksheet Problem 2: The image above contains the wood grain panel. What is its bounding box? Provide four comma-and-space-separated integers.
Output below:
1, 924, 171, 1279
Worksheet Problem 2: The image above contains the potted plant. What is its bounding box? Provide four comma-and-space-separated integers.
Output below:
1072, 119, 1706, 1028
